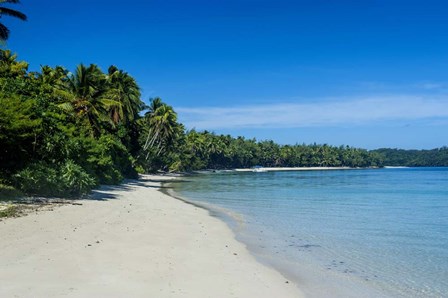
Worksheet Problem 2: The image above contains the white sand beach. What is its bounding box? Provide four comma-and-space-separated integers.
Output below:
0, 175, 303, 298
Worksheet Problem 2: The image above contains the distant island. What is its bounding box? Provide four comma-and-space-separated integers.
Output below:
1, 50, 447, 199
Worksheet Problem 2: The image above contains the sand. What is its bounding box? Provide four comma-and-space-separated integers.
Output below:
0, 175, 303, 298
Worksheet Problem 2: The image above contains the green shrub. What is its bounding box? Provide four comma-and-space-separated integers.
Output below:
0, 93, 42, 173
60, 160, 96, 195
0, 205, 19, 218
14, 162, 60, 196
82, 135, 137, 184
135, 165, 145, 174
14, 161, 96, 197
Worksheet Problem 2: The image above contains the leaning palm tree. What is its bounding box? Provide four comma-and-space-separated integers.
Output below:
0, 0, 27, 42
143, 98, 180, 160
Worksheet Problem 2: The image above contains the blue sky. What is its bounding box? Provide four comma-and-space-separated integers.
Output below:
4, 0, 448, 149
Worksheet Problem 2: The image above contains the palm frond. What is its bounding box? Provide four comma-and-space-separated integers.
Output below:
52, 88, 74, 102
0, 7, 27, 20
98, 97, 120, 105
0, 23, 9, 40
57, 102, 74, 114
0, 1, 22, 4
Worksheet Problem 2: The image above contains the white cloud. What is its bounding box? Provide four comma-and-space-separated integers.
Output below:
176, 95, 448, 130
418, 82, 445, 90
414, 81, 448, 91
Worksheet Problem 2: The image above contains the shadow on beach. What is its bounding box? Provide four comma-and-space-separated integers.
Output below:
89, 176, 191, 201
0, 175, 192, 219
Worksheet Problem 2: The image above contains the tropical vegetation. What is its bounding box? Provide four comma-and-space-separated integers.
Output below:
0, 50, 447, 198
372, 148, 448, 167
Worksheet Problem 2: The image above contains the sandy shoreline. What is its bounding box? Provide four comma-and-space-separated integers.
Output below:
0, 175, 303, 298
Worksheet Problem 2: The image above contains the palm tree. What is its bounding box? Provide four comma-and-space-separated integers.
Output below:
142, 98, 180, 160
106, 66, 144, 124
185, 130, 207, 158
0, 49, 27, 77
146, 97, 164, 116
63, 64, 119, 136
0, 0, 27, 42
39, 65, 69, 88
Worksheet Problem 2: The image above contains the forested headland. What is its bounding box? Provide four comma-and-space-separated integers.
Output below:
0, 50, 447, 198
372, 148, 448, 167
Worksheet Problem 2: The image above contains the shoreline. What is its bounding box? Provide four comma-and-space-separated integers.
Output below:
166, 170, 395, 298
186, 166, 375, 174
0, 175, 303, 298
234, 166, 369, 172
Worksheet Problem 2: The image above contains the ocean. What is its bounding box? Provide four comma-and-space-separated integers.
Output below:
167, 168, 448, 297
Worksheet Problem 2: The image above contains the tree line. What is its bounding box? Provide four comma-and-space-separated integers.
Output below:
154, 131, 384, 171
372, 148, 448, 167
0, 50, 446, 198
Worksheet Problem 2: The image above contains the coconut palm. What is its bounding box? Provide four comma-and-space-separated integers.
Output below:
39, 65, 69, 88
146, 97, 164, 117
143, 98, 180, 159
0, 49, 27, 77
106, 66, 144, 124
0, 0, 27, 41
63, 64, 119, 136
185, 130, 207, 157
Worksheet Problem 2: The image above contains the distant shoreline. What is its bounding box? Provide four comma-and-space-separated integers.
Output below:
188, 166, 380, 175
234, 166, 363, 172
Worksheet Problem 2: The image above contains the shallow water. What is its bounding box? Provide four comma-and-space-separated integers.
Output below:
169, 168, 448, 297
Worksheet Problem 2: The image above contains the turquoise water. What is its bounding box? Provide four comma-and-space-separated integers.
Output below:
169, 168, 448, 298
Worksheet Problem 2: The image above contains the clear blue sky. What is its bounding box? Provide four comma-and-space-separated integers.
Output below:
4, 0, 448, 149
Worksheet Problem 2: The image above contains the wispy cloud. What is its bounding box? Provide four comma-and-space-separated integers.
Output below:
355, 81, 448, 92
417, 82, 446, 90
176, 95, 448, 130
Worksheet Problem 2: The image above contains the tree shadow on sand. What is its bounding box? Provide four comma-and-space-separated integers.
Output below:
88, 176, 191, 201
1, 176, 192, 207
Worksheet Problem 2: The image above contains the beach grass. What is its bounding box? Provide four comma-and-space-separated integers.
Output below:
0, 205, 19, 218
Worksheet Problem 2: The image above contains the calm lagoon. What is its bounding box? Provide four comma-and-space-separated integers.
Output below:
169, 168, 448, 297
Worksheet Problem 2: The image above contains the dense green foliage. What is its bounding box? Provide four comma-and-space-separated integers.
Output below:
0, 50, 144, 196
372, 148, 448, 167
1, 50, 446, 198
170, 131, 384, 171
14, 160, 96, 196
